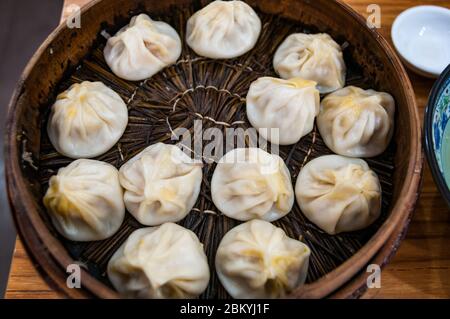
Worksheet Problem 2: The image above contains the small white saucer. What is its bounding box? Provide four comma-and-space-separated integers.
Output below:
392, 5, 450, 78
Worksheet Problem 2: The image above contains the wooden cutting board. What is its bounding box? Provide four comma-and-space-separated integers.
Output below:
5, 0, 450, 299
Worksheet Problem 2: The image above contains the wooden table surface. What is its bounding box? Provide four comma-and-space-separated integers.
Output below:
5, 0, 450, 299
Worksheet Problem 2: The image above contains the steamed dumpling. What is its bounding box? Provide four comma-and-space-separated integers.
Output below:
43, 159, 125, 241
295, 155, 382, 235
317, 86, 395, 158
107, 223, 210, 298
211, 148, 294, 221
104, 14, 181, 81
273, 33, 346, 93
186, 0, 261, 59
216, 220, 310, 299
47, 81, 128, 159
246, 77, 320, 145
119, 143, 202, 226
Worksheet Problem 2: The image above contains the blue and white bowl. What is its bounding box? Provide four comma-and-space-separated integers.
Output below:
425, 64, 450, 206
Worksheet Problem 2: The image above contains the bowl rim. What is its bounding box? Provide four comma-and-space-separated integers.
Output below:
4, 0, 423, 299
391, 5, 450, 78
424, 63, 450, 208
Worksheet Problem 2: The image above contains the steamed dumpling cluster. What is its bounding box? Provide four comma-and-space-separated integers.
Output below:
246, 77, 320, 145
317, 86, 395, 157
211, 148, 294, 222
241, 29, 392, 238
186, 0, 261, 59
47, 81, 128, 159
216, 220, 310, 299
43, 159, 125, 241
107, 223, 210, 298
41, 2, 399, 300
104, 14, 182, 81
295, 155, 382, 235
119, 143, 202, 226
273, 33, 346, 93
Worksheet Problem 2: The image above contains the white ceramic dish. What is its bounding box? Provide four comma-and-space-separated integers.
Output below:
392, 5, 450, 78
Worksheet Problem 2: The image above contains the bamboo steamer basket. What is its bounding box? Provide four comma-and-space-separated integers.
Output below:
4, 0, 422, 298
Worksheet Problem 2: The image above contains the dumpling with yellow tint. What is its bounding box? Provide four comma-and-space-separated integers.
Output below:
104, 14, 181, 81
216, 220, 310, 299
119, 143, 202, 226
295, 155, 382, 235
47, 81, 128, 159
273, 33, 346, 93
246, 77, 320, 145
211, 148, 294, 222
317, 86, 395, 158
107, 223, 210, 298
43, 159, 125, 241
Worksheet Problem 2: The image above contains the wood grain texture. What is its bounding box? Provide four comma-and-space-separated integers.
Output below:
5, 0, 450, 299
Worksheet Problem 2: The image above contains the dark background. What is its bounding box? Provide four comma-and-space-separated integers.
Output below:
0, 0, 64, 297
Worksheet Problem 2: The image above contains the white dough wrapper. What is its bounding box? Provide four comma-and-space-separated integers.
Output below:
273, 33, 346, 93
119, 143, 202, 226
246, 77, 320, 145
43, 159, 125, 241
317, 86, 395, 158
211, 148, 294, 222
216, 220, 311, 299
108, 223, 210, 298
295, 155, 382, 235
186, 0, 261, 59
47, 81, 128, 159
104, 14, 181, 81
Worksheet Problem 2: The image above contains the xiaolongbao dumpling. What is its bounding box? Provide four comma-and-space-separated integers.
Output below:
104, 14, 181, 81
108, 223, 210, 298
273, 33, 346, 93
317, 86, 395, 158
119, 143, 202, 226
216, 220, 310, 299
295, 155, 382, 235
211, 148, 294, 221
186, 0, 261, 59
246, 77, 320, 145
47, 81, 128, 159
43, 159, 125, 241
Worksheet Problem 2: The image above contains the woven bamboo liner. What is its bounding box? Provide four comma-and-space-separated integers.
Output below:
36, 4, 394, 299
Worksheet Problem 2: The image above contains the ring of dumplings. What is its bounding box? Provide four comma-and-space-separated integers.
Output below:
295, 155, 382, 235
43, 159, 125, 241
211, 148, 294, 222
104, 14, 182, 81
317, 86, 395, 158
119, 143, 202, 226
42, 1, 398, 299
186, 0, 262, 59
246, 77, 320, 145
216, 220, 311, 299
273, 33, 346, 93
47, 81, 128, 159
107, 223, 210, 299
